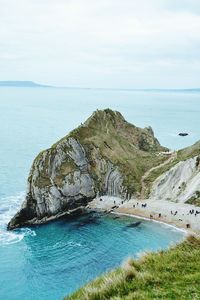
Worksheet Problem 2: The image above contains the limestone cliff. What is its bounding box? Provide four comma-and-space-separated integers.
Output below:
8, 109, 167, 229
150, 153, 200, 204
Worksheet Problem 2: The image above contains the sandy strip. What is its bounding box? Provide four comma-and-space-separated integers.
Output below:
87, 196, 200, 235
112, 212, 188, 234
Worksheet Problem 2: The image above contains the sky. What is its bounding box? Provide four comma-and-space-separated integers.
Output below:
0, 0, 200, 88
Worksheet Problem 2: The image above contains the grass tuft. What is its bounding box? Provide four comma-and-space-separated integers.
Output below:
65, 236, 200, 300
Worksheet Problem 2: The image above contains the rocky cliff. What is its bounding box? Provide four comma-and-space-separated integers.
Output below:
149, 142, 200, 204
8, 109, 167, 229
150, 157, 200, 202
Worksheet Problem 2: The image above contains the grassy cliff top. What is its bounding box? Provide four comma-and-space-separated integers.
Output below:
65, 236, 200, 300
73, 109, 165, 152
31, 109, 200, 196
48, 109, 169, 194
178, 140, 200, 160
54, 109, 167, 152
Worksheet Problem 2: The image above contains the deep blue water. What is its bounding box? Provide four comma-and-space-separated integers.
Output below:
0, 87, 199, 299
0, 213, 184, 300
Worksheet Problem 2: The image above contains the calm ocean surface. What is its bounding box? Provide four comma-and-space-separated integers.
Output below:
0, 87, 199, 299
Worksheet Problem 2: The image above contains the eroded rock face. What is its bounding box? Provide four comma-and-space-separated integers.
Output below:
8, 109, 166, 229
8, 137, 125, 229
150, 156, 200, 203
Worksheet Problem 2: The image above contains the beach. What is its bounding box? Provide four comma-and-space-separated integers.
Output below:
1, 89, 200, 299
87, 196, 200, 235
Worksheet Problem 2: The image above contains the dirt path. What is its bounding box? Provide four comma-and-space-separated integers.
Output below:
140, 151, 177, 199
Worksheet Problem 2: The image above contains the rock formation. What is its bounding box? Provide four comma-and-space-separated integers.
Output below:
8, 109, 200, 230
8, 109, 167, 229
150, 156, 200, 203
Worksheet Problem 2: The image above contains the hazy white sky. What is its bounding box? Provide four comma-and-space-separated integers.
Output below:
0, 0, 200, 88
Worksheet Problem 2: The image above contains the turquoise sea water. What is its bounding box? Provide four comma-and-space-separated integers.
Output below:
0, 87, 199, 299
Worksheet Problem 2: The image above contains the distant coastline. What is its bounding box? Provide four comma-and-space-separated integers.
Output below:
0, 81, 52, 88
0, 81, 200, 92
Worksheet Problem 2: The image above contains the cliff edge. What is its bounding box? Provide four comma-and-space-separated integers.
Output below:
8, 109, 167, 229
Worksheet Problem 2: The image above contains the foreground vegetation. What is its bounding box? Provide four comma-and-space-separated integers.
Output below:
65, 236, 200, 300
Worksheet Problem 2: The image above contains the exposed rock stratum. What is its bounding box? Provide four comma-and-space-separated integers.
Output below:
8, 109, 167, 229
8, 109, 200, 230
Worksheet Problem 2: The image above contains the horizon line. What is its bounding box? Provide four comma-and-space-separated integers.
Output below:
0, 80, 200, 91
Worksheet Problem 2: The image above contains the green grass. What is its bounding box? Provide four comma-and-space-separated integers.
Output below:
178, 141, 200, 161
186, 198, 200, 206
30, 109, 168, 195
65, 236, 200, 300
28, 109, 200, 197
68, 109, 168, 195
186, 191, 200, 207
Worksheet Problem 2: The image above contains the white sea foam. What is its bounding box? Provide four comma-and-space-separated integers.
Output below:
67, 241, 82, 247
0, 192, 36, 245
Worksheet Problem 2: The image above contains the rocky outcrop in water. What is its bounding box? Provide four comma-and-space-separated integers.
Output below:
8, 109, 167, 229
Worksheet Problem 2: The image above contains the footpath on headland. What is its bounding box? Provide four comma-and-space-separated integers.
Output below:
140, 151, 177, 199
87, 196, 200, 235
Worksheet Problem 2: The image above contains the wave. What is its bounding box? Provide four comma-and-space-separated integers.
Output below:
0, 192, 36, 245
44, 240, 82, 252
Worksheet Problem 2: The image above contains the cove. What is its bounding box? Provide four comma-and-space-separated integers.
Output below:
0, 88, 195, 300
0, 211, 184, 300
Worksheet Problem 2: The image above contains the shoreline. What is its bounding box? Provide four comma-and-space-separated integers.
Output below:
111, 211, 188, 234
87, 196, 200, 236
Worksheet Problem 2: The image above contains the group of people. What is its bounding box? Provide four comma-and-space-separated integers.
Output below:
131, 202, 199, 230
171, 210, 178, 216
99, 197, 198, 230
189, 209, 200, 216
133, 202, 147, 208
150, 213, 162, 219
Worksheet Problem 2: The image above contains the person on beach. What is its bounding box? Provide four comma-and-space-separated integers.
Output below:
196, 156, 200, 168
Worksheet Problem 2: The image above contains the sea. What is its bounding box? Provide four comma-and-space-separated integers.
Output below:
0, 87, 199, 299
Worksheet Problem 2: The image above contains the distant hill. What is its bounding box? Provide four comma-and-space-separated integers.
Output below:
0, 81, 52, 88
0, 81, 199, 91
